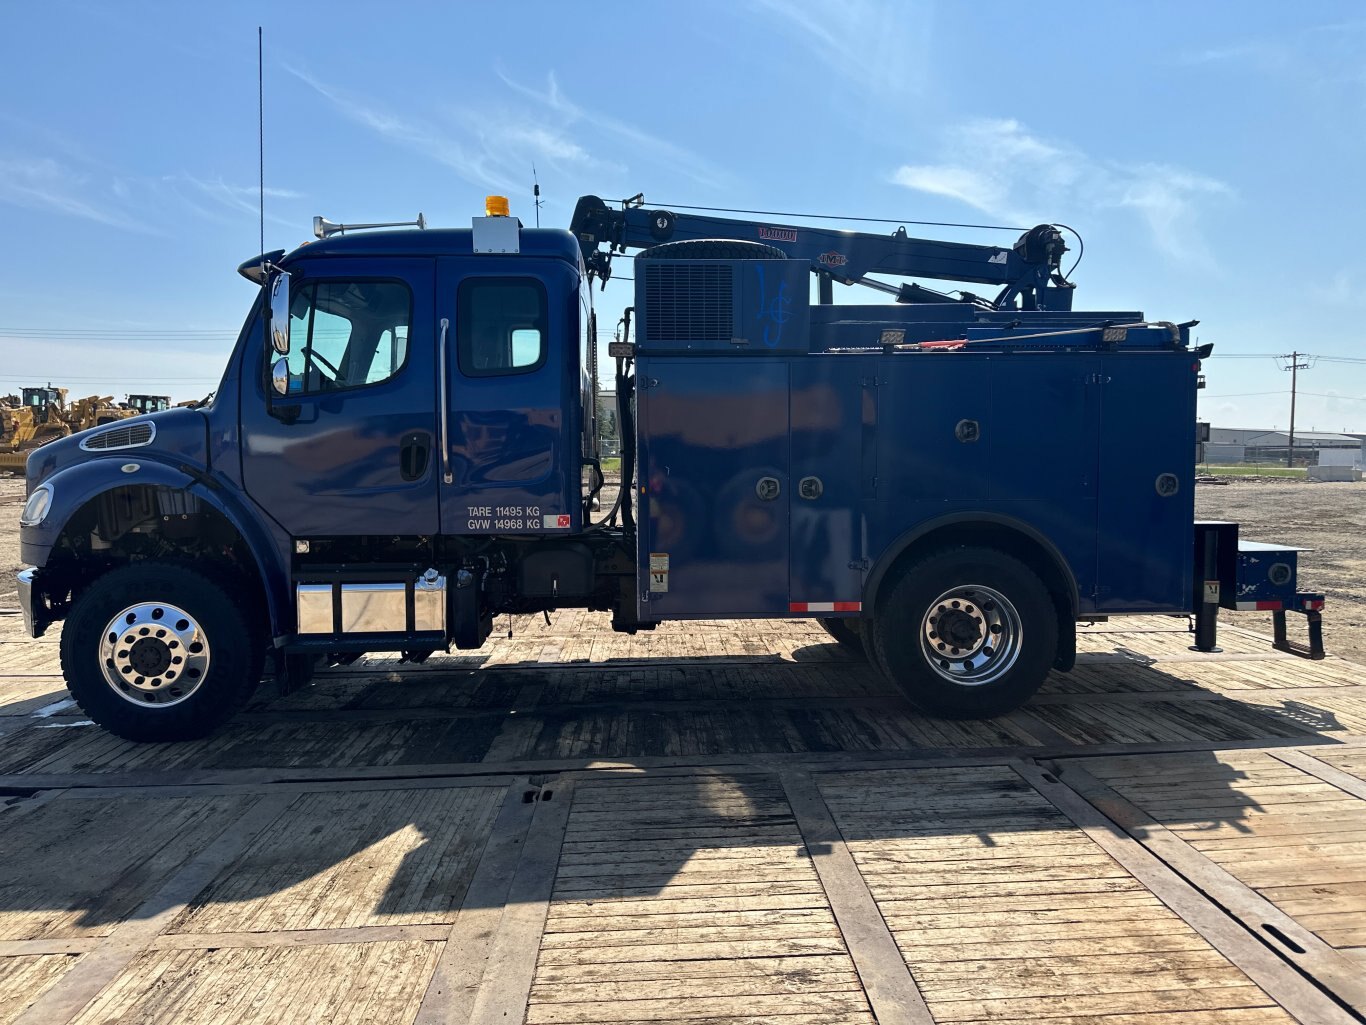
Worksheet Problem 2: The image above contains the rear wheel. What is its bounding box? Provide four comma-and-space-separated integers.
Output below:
871, 547, 1056, 718
60, 563, 262, 742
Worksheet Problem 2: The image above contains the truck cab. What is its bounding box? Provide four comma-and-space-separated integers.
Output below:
15, 197, 1324, 742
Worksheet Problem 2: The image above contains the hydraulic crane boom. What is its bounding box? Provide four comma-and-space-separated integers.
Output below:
570, 193, 1077, 311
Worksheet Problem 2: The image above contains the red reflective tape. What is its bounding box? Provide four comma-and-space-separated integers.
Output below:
1256, 601, 1283, 610
789, 601, 862, 614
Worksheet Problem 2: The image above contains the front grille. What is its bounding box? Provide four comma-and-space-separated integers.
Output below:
80, 421, 155, 451
643, 263, 733, 342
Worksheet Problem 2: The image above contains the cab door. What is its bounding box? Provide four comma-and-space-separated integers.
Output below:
241, 257, 438, 536
435, 257, 578, 535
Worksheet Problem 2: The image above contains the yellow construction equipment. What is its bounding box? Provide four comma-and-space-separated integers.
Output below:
0, 386, 132, 474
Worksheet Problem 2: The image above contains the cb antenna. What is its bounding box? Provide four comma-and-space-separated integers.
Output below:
257, 26, 264, 264
532, 165, 543, 228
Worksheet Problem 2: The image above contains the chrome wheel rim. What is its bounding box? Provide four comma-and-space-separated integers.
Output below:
98, 602, 210, 707
919, 584, 1022, 687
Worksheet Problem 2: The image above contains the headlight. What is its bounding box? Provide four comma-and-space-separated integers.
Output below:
20, 484, 53, 526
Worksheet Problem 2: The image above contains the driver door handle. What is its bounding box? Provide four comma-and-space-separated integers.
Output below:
400, 431, 431, 481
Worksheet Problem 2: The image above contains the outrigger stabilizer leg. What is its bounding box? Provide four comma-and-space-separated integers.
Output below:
1272, 595, 1326, 660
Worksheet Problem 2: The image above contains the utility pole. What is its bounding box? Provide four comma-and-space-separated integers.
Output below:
1282, 352, 1311, 468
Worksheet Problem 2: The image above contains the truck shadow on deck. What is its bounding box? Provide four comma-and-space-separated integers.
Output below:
0, 746, 1341, 943
0, 636, 1360, 939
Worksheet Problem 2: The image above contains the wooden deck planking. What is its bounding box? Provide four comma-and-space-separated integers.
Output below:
817, 765, 1299, 1023
64, 941, 440, 1025
1076, 748, 1366, 958
0, 795, 256, 941
0, 956, 83, 1025
528, 774, 877, 1025
0, 611, 1364, 1021
167, 785, 505, 935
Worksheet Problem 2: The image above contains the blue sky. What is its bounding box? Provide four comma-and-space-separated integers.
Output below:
2, 1, 1365, 431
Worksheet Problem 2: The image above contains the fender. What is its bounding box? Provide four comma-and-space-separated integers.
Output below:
20, 457, 292, 637
863, 511, 1081, 617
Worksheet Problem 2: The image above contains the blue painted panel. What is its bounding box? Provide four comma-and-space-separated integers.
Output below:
1095, 352, 1198, 611
240, 257, 438, 537
876, 356, 992, 501
790, 357, 868, 607
989, 354, 1099, 502
638, 358, 790, 616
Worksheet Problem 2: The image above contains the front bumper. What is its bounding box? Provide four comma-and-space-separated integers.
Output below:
16, 568, 42, 639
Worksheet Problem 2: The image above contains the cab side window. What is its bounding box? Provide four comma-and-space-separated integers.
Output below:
285, 280, 411, 394
457, 279, 547, 377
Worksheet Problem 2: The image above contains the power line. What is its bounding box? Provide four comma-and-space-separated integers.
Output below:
646, 200, 1029, 233
0, 377, 221, 384
1198, 390, 1289, 398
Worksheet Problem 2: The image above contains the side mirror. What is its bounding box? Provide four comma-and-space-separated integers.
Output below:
268, 271, 291, 354
271, 356, 290, 396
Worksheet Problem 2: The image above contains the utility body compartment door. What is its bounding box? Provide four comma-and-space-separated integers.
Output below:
789, 358, 866, 611
1094, 352, 1197, 611
637, 358, 790, 617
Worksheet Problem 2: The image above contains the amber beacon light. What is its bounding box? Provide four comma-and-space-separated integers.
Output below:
485, 195, 510, 217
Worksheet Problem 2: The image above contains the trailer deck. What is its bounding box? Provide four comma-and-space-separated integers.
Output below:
1, 612, 1364, 1024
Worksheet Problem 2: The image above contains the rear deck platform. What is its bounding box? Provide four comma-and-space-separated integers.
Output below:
1, 612, 1364, 1024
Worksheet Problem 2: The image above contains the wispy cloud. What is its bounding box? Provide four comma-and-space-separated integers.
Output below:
1179, 21, 1366, 96
0, 156, 158, 232
748, 0, 932, 96
155, 175, 302, 229
891, 119, 1232, 265
286, 65, 632, 194
497, 71, 727, 190
0, 113, 297, 236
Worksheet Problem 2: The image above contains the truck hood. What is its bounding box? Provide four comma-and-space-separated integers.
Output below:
25, 407, 209, 491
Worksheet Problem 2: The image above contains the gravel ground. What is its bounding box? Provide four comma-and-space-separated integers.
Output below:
4, 473, 1361, 660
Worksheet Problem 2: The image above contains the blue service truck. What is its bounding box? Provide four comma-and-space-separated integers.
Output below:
16, 194, 1325, 741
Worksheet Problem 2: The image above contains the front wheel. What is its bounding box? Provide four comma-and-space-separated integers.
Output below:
60, 563, 262, 742
871, 547, 1057, 718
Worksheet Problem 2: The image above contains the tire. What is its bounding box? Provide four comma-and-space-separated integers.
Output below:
819, 617, 865, 655
871, 546, 1057, 718
637, 239, 787, 261
60, 563, 263, 741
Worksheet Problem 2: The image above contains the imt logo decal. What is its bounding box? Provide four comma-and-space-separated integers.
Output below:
818, 251, 848, 267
